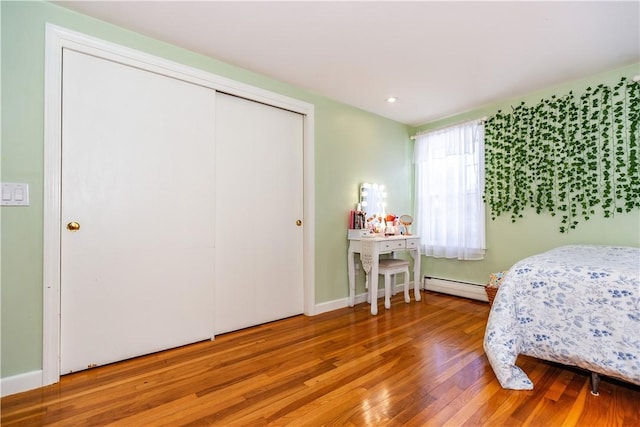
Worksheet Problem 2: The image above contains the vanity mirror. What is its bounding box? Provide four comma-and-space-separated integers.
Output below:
359, 183, 386, 218
399, 214, 413, 235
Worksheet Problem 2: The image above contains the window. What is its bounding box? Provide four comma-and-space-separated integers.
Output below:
413, 120, 486, 260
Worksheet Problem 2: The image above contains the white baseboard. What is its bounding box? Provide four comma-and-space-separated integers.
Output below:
1, 370, 44, 397
424, 277, 488, 302
313, 282, 416, 315
312, 292, 377, 315
313, 297, 349, 314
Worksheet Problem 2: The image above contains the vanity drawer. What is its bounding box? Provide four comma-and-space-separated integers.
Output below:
381, 240, 406, 251
406, 238, 420, 249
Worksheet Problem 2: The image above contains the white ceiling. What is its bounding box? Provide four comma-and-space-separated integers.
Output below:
52, 1, 639, 126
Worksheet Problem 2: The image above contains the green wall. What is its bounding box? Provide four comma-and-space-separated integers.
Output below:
411, 62, 640, 285
1, 1, 412, 378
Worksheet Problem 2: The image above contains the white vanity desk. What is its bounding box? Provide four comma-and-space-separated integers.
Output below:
347, 234, 421, 315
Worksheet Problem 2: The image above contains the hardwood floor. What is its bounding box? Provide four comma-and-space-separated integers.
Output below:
2, 291, 639, 426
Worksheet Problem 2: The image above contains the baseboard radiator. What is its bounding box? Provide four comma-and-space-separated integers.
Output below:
423, 276, 489, 302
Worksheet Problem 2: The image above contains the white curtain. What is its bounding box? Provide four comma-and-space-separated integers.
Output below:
413, 120, 486, 260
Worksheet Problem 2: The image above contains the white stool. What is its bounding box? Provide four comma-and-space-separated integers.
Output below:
378, 258, 411, 309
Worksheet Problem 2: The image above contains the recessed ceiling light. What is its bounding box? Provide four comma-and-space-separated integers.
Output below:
386, 97, 397, 103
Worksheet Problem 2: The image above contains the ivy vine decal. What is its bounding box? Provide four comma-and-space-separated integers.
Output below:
484, 76, 640, 233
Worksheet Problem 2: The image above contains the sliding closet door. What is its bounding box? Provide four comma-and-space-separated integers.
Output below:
215, 93, 304, 334
60, 49, 215, 373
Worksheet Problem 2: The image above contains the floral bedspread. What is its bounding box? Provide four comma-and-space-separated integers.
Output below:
484, 245, 640, 389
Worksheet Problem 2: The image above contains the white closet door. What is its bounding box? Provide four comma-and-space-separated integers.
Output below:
60, 49, 215, 373
215, 93, 304, 334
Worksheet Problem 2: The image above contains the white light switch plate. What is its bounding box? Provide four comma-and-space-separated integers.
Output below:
1, 183, 30, 206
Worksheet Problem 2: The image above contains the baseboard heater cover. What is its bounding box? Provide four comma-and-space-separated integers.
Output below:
423, 276, 488, 302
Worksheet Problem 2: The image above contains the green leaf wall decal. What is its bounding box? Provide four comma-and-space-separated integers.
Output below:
484, 77, 640, 233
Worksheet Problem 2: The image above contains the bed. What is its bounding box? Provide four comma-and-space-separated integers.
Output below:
484, 245, 640, 392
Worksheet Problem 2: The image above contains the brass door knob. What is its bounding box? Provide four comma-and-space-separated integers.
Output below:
67, 221, 81, 231
296, 219, 302, 226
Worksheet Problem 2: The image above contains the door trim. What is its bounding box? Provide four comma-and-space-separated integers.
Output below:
43, 24, 315, 386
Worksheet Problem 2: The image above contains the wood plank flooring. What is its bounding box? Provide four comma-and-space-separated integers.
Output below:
2, 291, 639, 426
